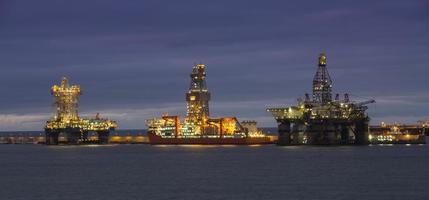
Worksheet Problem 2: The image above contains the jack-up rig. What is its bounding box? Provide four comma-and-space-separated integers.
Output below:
44, 77, 117, 145
267, 54, 375, 145
146, 64, 271, 145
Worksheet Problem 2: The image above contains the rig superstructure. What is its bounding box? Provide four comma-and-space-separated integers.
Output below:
45, 77, 117, 145
146, 64, 270, 145
267, 54, 375, 145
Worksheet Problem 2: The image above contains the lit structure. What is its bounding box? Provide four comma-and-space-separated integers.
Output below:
420, 118, 429, 127
418, 118, 429, 136
51, 77, 81, 122
185, 63, 211, 135
369, 122, 426, 144
45, 77, 117, 145
267, 54, 375, 145
241, 120, 265, 137
146, 64, 270, 144
312, 53, 332, 103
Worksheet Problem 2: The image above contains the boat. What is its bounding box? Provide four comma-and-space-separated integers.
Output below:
147, 116, 272, 145
369, 122, 426, 144
148, 134, 272, 145
146, 63, 272, 145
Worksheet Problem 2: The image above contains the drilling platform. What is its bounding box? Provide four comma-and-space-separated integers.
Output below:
44, 77, 117, 145
146, 64, 272, 145
267, 54, 375, 145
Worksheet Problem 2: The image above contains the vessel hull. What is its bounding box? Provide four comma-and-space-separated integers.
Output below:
148, 133, 273, 145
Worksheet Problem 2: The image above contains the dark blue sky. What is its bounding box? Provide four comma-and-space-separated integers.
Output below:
0, 0, 428, 130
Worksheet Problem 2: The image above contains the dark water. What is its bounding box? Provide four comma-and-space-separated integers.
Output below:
1, 144, 428, 200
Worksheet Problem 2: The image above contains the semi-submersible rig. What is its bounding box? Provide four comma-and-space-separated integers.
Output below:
267, 54, 375, 145
44, 77, 117, 145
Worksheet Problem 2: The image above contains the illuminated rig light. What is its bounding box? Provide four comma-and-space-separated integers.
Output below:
45, 77, 117, 145
267, 54, 376, 145
146, 63, 267, 140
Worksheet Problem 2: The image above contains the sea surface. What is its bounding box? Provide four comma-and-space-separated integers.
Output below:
0, 143, 428, 200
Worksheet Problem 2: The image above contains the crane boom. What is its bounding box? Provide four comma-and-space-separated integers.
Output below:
356, 99, 375, 106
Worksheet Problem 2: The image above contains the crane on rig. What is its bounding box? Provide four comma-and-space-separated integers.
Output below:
267, 53, 375, 145
45, 77, 117, 145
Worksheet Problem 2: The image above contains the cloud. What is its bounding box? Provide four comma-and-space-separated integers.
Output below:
0, 113, 50, 131
0, 0, 427, 130
0, 92, 428, 131
0, 98, 290, 131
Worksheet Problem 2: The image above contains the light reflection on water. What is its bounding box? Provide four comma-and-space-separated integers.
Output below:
47, 144, 119, 149
154, 144, 242, 148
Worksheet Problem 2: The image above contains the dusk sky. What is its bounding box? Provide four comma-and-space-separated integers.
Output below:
0, 0, 428, 131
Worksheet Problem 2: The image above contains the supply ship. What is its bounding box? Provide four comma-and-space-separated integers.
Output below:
146, 64, 272, 145
369, 122, 426, 144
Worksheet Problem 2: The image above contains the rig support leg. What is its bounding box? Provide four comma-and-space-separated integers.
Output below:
81, 131, 88, 143
97, 131, 110, 144
45, 131, 59, 145
277, 122, 291, 145
355, 120, 369, 145
340, 125, 350, 144
66, 131, 81, 145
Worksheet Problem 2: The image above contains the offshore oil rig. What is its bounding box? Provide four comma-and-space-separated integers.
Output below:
146, 63, 271, 145
267, 54, 375, 145
44, 77, 117, 145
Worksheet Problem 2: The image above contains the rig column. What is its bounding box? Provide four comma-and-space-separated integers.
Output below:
97, 131, 110, 144
45, 131, 59, 145
277, 122, 291, 145
355, 119, 369, 145
65, 129, 82, 145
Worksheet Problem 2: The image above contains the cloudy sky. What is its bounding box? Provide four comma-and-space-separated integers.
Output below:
0, 0, 428, 131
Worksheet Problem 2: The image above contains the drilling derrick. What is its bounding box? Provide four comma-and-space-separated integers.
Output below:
51, 77, 81, 122
45, 77, 117, 145
186, 63, 211, 134
146, 63, 271, 144
267, 54, 375, 145
313, 53, 332, 103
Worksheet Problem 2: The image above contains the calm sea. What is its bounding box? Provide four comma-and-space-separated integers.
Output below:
0, 143, 428, 200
